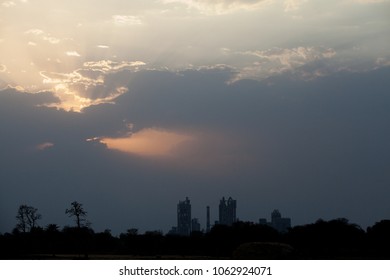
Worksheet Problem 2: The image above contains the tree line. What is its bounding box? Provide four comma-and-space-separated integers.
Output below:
2, 202, 390, 259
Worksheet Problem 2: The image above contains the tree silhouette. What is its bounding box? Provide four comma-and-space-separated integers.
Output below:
44, 224, 61, 256
367, 220, 390, 258
15, 204, 42, 233
65, 201, 87, 229
286, 218, 366, 259
45, 224, 60, 233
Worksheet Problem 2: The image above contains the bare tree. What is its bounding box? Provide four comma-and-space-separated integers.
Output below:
16, 204, 42, 232
65, 201, 87, 229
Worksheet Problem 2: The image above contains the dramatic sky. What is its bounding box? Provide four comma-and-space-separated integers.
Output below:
1, 0, 389, 234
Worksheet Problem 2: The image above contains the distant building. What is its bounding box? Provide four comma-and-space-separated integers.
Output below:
259, 209, 291, 233
219, 197, 237, 226
191, 218, 201, 232
167, 226, 178, 235
259, 218, 267, 225
177, 197, 191, 236
271, 209, 291, 232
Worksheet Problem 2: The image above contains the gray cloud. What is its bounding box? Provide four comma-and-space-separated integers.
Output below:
1, 66, 390, 234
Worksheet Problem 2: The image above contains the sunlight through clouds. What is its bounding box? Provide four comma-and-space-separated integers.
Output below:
37, 58, 146, 111
101, 128, 193, 157
0, 0, 389, 238
1, 0, 389, 109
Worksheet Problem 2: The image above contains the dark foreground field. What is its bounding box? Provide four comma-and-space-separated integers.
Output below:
2, 219, 390, 260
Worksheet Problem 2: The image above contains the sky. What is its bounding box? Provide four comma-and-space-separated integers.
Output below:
0, 0, 390, 234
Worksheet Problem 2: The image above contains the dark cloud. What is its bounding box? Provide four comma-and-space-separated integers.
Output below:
1, 67, 390, 234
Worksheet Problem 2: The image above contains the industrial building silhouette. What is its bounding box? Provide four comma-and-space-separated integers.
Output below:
176, 197, 191, 236
259, 209, 291, 233
218, 196, 237, 226
170, 197, 290, 235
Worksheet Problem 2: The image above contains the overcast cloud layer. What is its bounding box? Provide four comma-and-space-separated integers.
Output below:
0, 0, 389, 233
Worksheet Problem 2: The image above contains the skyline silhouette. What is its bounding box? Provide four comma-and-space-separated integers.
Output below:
2, 206, 390, 259
2, 199, 390, 259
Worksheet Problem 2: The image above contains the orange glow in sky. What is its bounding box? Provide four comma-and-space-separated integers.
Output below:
101, 128, 192, 157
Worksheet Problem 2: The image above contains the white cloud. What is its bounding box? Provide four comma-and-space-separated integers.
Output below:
25, 29, 61, 44
352, 0, 388, 3
283, 0, 307, 12
112, 15, 143, 26
162, 0, 271, 14
243, 46, 336, 64
66, 51, 81, 57
40, 71, 97, 85
43, 36, 61, 44
96, 45, 110, 49
232, 46, 336, 81
83, 60, 146, 73
375, 57, 390, 67
2, 1, 16, 7
25, 29, 44, 35
2, 0, 28, 7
